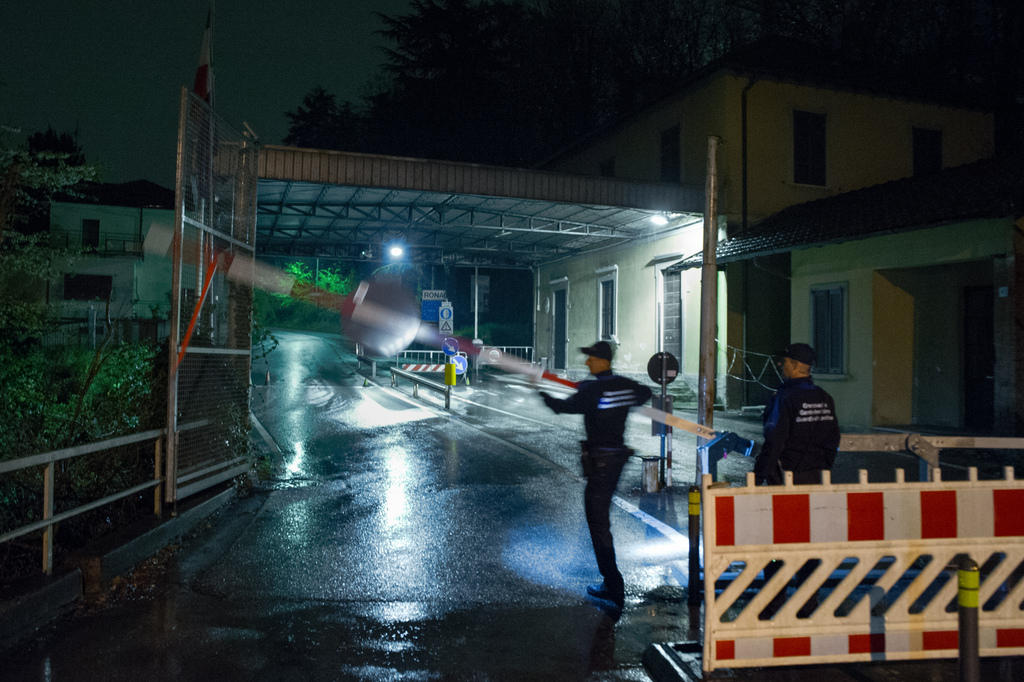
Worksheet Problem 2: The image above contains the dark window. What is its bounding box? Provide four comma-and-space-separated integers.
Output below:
82, 218, 100, 248
793, 111, 826, 185
600, 278, 615, 339
811, 285, 844, 374
913, 128, 942, 176
599, 156, 615, 178
659, 125, 680, 183
64, 274, 112, 301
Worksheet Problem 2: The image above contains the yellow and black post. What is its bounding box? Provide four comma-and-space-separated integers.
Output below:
444, 356, 456, 410
958, 555, 980, 682
688, 485, 702, 605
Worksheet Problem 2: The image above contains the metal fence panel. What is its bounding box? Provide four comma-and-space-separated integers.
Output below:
166, 89, 258, 502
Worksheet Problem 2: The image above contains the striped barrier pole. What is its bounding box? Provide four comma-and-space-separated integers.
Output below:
688, 485, 702, 605
959, 555, 980, 682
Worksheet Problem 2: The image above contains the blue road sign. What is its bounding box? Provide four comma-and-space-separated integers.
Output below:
442, 337, 458, 356
451, 355, 468, 375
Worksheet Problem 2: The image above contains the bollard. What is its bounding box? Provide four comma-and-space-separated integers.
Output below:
958, 555, 980, 682
688, 485, 702, 605
641, 456, 661, 493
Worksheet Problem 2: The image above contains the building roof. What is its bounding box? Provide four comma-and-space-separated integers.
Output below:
58, 180, 175, 209
256, 145, 704, 268
711, 37, 989, 109
667, 155, 1024, 271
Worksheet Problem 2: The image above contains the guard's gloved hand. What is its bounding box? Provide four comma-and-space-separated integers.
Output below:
538, 391, 559, 413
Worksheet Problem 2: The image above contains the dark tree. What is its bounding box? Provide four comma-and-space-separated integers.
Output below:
27, 126, 86, 167
282, 0, 1023, 164
284, 86, 371, 152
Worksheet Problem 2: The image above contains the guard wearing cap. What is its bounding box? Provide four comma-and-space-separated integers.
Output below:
755, 342, 840, 485
538, 340, 652, 612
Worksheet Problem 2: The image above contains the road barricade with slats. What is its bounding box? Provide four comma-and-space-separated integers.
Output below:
701, 468, 1024, 672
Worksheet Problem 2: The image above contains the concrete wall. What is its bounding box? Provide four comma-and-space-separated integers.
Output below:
791, 218, 1014, 429
535, 220, 728, 394
546, 72, 994, 228
738, 77, 994, 222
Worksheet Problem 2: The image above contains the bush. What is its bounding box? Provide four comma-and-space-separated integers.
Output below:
0, 339, 167, 582
0, 341, 165, 460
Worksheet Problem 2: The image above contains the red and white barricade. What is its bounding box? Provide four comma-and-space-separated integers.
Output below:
702, 468, 1024, 672
400, 363, 445, 372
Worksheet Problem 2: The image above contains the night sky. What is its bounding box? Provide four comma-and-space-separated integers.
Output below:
0, 0, 412, 188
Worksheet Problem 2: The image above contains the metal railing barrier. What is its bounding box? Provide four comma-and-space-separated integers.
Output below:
355, 343, 377, 378
390, 366, 451, 410
472, 346, 534, 383
475, 345, 534, 366
0, 430, 165, 575
837, 433, 1024, 482
701, 467, 1024, 673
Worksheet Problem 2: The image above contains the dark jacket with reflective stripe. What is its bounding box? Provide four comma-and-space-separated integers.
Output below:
542, 370, 652, 448
755, 376, 840, 483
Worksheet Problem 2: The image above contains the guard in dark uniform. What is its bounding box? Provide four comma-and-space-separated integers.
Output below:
755, 342, 840, 485
539, 340, 652, 611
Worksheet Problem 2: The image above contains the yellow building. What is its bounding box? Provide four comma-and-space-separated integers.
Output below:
540, 41, 999, 429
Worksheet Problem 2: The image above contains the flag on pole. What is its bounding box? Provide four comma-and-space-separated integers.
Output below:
193, 6, 213, 103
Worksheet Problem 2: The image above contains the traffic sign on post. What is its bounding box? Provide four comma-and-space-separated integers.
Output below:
451, 355, 468, 375
647, 352, 679, 384
647, 351, 679, 490
421, 289, 446, 322
438, 301, 454, 335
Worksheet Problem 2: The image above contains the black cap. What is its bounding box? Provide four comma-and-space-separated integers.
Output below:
579, 340, 613, 361
778, 342, 816, 366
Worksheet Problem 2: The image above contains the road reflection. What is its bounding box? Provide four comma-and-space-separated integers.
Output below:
286, 441, 305, 475
383, 446, 410, 528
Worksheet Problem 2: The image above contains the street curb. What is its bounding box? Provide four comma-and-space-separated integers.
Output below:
0, 485, 236, 651
643, 641, 704, 682
97, 486, 237, 586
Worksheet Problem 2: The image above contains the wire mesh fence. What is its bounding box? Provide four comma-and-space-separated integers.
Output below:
167, 89, 258, 502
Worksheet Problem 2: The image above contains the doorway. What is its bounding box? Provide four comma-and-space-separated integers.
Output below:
963, 286, 994, 431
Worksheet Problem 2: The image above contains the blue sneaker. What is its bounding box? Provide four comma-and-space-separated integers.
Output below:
586, 582, 624, 607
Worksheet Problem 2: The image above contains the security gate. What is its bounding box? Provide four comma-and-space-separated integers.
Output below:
165, 88, 259, 502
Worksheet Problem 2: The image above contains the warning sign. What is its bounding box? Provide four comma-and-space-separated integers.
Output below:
438, 302, 454, 335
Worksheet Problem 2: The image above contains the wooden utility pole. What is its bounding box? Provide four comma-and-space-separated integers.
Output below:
697, 136, 720, 480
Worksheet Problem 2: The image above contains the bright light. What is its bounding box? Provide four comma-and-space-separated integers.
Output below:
388, 245, 404, 258
649, 214, 669, 226
286, 441, 305, 475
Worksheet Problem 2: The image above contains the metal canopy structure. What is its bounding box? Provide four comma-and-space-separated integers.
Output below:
256, 145, 704, 269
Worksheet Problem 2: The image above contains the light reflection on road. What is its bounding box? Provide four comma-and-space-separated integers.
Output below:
383, 446, 410, 528
286, 441, 305, 475
348, 391, 435, 428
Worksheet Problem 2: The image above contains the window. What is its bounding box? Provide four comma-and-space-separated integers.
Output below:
811, 284, 845, 374
913, 127, 942, 176
82, 218, 100, 248
63, 274, 112, 301
599, 156, 615, 178
597, 266, 617, 341
793, 110, 826, 186
659, 125, 680, 183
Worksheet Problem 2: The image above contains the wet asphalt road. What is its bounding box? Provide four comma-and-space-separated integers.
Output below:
4, 331, 703, 680
6, 330, 1019, 680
